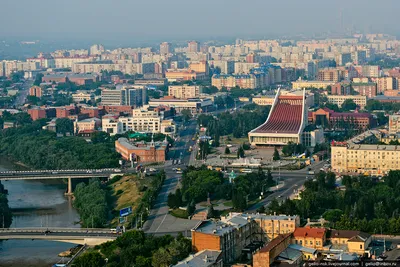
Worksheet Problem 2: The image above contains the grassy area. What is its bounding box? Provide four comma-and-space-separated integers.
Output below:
170, 208, 189, 219
223, 201, 233, 207
222, 135, 249, 145
108, 174, 152, 226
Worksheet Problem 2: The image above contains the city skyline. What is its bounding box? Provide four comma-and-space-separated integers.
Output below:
1, 0, 400, 43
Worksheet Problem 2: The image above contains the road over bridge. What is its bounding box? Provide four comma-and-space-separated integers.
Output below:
0, 227, 118, 245
0, 169, 123, 195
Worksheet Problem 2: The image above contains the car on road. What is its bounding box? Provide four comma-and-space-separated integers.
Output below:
308, 171, 315, 175
176, 171, 183, 174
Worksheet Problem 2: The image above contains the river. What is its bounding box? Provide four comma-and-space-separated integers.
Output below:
0, 157, 81, 267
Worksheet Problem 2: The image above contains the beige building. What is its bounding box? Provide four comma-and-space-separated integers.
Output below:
223, 213, 300, 241
72, 61, 155, 75
102, 108, 176, 136
389, 115, 400, 135
252, 96, 275, 106
234, 62, 260, 74
327, 95, 367, 108
292, 80, 335, 89
71, 91, 94, 102
73, 118, 101, 134
331, 130, 400, 176
168, 85, 202, 99
376, 77, 396, 93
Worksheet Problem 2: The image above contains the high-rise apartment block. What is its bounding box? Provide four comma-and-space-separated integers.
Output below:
160, 42, 171, 55
188, 41, 200, 53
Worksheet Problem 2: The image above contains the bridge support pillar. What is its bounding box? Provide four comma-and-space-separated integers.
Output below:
65, 177, 73, 196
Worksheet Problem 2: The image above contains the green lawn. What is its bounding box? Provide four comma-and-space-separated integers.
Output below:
170, 208, 189, 219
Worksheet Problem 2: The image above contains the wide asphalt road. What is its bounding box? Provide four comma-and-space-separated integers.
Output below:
246, 160, 327, 212
142, 120, 200, 235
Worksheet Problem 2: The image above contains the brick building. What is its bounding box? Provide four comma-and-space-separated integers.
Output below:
29, 86, 42, 98
308, 108, 376, 130
115, 137, 167, 163
252, 234, 292, 267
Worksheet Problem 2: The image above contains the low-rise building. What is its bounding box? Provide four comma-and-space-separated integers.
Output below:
252, 96, 275, 106
71, 91, 95, 102
292, 227, 326, 250
73, 118, 101, 134
328, 230, 372, 255
165, 70, 206, 82
292, 80, 335, 90
173, 250, 223, 267
327, 95, 367, 109
148, 97, 213, 114
252, 234, 293, 267
115, 137, 168, 162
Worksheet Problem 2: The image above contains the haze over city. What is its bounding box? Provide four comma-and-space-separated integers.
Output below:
1, 0, 400, 43
2, 1, 400, 266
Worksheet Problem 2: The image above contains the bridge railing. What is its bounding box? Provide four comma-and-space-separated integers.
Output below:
0, 227, 117, 234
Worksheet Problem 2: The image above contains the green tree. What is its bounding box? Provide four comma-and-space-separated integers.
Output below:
225, 146, 231, 154
207, 204, 216, 219
322, 209, 343, 223
56, 118, 74, 135
73, 251, 105, 267
0, 182, 12, 228
273, 147, 280, 161
237, 146, 245, 158
33, 73, 44, 86
266, 169, 274, 186
232, 188, 247, 211
187, 200, 196, 216
181, 109, 192, 122
341, 99, 358, 111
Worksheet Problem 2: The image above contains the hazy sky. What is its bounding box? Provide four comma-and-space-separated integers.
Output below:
1, 0, 399, 42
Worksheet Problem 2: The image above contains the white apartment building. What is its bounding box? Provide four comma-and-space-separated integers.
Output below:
102, 108, 176, 136
327, 95, 367, 108
101, 86, 147, 107
168, 85, 202, 99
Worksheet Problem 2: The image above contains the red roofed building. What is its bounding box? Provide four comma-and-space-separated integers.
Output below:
249, 88, 307, 146
308, 108, 376, 130
292, 227, 326, 249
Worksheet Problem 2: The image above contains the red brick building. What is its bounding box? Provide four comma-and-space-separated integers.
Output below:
99, 105, 133, 115
115, 137, 167, 163
308, 108, 376, 129
28, 109, 47, 120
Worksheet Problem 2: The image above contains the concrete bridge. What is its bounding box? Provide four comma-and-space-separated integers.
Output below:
0, 169, 123, 195
0, 228, 118, 245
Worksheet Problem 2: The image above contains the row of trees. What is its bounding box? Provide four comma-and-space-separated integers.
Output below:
0, 118, 120, 169
197, 105, 270, 140
0, 181, 12, 228
74, 179, 110, 228
267, 171, 400, 234
74, 231, 191, 267
168, 167, 275, 212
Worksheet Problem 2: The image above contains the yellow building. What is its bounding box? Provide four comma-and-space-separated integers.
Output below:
222, 213, 300, 241
327, 95, 367, 108
292, 227, 326, 250
328, 230, 372, 255
292, 80, 335, 89
252, 96, 275, 106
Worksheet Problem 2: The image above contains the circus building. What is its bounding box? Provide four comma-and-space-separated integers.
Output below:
248, 89, 308, 146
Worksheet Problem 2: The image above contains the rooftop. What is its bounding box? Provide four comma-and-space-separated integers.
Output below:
116, 137, 167, 151
293, 227, 326, 239
173, 250, 222, 267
